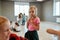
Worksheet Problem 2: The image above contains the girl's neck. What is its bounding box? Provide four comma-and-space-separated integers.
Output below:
30, 16, 36, 19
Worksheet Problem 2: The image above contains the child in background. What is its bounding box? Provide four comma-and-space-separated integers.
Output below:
17, 13, 22, 26
22, 13, 26, 25
13, 22, 20, 32
10, 21, 13, 30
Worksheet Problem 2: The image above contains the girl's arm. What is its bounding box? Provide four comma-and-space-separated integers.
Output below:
27, 20, 29, 28
32, 22, 40, 30
31, 17, 40, 30
47, 29, 60, 36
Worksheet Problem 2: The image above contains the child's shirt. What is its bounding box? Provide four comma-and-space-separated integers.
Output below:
28, 17, 40, 31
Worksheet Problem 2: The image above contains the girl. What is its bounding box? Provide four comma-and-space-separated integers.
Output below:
25, 6, 40, 40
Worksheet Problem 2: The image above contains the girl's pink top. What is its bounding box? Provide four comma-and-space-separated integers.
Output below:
28, 17, 40, 31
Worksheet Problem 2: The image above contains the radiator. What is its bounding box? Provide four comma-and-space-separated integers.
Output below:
56, 18, 60, 23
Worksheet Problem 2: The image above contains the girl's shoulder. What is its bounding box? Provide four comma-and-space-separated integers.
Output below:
34, 17, 40, 23
35, 17, 40, 20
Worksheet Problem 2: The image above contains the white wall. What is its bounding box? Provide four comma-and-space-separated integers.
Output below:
42, 0, 56, 22
0, 1, 1, 15
1, 1, 15, 21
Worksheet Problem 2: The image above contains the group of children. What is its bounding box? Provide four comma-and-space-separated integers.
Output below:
10, 13, 27, 32
17, 13, 27, 26
10, 6, 40, 40
0, 5, 40, 40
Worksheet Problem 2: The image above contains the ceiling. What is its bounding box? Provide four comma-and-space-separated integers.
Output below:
1, 0, 50, 2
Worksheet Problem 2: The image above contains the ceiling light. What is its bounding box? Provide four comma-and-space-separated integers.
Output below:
37, 0, 44, 1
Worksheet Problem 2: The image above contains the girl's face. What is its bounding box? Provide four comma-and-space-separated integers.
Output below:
0, 21, 11, 40
29, 8, 35, 17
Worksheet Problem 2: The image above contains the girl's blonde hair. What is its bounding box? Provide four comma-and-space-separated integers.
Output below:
30, 6, 37, 10
0, 16, 9, 26
29, 6, 37, 17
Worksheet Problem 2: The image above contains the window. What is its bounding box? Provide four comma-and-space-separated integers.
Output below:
14, 2, 29, 16
53, 0, 60, 16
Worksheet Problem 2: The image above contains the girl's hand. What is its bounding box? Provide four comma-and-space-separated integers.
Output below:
30, 19, 34, 24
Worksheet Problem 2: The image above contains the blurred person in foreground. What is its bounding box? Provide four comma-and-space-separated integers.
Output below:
0, 16, 27, 40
